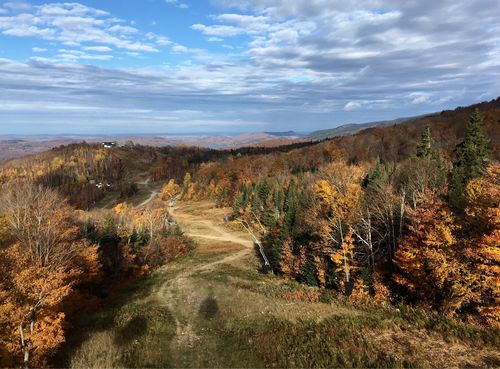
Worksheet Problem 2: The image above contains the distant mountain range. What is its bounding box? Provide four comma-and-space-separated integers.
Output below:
0, 132, 303, 161
263, 131, 301, 137
307, 116, 424, 141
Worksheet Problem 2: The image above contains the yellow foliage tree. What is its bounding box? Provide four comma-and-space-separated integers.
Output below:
161, 179, 180, 201
313, 167, 362, 293
463, 164, 500, 326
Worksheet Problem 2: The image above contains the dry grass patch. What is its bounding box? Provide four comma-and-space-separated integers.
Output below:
367, 328, 500, 369
196, 240, 245, 254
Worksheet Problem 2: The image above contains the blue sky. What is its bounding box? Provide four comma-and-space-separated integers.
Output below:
0, 0, 499, 134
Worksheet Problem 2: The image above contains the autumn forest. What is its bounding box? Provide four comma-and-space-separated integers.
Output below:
0, 99, 499, 368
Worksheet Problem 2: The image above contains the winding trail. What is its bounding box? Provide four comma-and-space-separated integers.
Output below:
69, 200, 500, 369
154, 202, 254, 302
148, 202, 255, 364
137, 190, 159, 208
136, 177, 159, 208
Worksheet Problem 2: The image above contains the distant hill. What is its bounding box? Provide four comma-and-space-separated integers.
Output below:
308, 116, 421, 141
263, 131, 301, 137
327, 97, 500, 163
0, 132, 299, 162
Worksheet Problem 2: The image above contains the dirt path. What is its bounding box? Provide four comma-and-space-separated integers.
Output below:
153, 205, 254, 305
69, 201, 500, 369
135, 177, 159, 208
137, 190, 159, 207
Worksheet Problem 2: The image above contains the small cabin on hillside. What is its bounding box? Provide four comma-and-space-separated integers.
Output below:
102, 141, 117, 148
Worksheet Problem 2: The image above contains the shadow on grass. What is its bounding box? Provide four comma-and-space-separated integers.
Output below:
54, 266, 182, 368
199, 296, 219, 320
114, 315, 148, 346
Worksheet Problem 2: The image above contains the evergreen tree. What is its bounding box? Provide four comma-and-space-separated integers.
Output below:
282, 180, 298, 237
299, 255, 318, 286
99, 218, 122, 276
363, 157, 385, 187
275, 186, 285, 217
258, 181, 271, 203
450, 109, 491, 211
415, 125, 446, 169
128, 228, 141, 251
232, 190, 245, 217
416, 125, 433, 158
261, 189, 278, 228
251, 187, 262, 215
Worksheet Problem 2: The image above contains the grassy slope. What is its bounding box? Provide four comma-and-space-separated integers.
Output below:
63, 201, 499, 369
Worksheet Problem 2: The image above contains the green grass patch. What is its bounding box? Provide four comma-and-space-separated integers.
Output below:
206, 316, 416, 369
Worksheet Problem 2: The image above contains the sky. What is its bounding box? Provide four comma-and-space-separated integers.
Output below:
0, 0, 499, 135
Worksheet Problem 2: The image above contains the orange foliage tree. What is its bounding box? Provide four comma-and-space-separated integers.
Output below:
0, 181, 100, 367
462, 164, 500, 326
395, 194, 479, 314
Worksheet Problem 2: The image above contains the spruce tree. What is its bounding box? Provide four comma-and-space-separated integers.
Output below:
232, 190, 245, 217
262, 189, 277, 228
299, 256, 318, 286
415, 125, 445, 168
275, 186, 285, 216
282, 180, 298, 237
251, 188, 262, 215
258, 181, 271, 203
454, 109, 490, 181
363, 157, 385, 187
450, 109, 491, 211
416, 125, 433, 158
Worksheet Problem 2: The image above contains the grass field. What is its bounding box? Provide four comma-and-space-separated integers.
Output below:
64, 201, 500, 369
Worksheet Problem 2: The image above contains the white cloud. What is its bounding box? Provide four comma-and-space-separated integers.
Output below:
32, 47, 48, 52
84, 46, 112, 52
1, 0, 500, 133
107, 25, 138, 34
56, 48, 113, 61
344, 101, 362, 111
165, 0, 189, 9
3, 2, 32, 11
409, 92, 431, 105
172, 44, 188, 53
191, 23, 243, 37
0, 3, 159, 52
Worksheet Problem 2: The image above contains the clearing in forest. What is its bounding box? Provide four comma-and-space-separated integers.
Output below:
67, 201, 500, 369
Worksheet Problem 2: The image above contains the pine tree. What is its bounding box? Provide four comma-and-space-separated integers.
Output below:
275, 186, 285, 217
363, 157, 385, 187
282, 180, 298, 237
251, 188, 262, 215
450, 109, 491, 211
299, 255, 318, 286
416, 125, 433, 158
232, 190, 245, 217
416, 125, 445, 166
258, 181, 271, 203
261, 189, 278, 228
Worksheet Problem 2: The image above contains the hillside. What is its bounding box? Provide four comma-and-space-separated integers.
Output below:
0, 132, 300, 162
329, 97, 500, 162
1, 100, 499, 368
308, 116, 418, 141
308, 98, 500, 152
